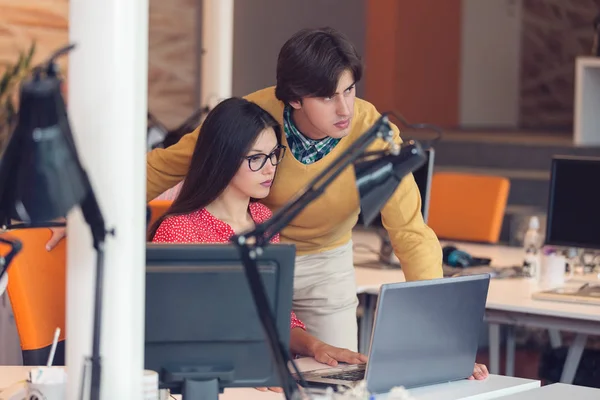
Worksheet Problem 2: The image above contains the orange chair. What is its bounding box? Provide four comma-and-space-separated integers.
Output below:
427, 172, 510, 243
0, 228, 66, 365
148, 200, 173, 232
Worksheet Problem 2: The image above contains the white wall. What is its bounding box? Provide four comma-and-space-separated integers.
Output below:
460, 0, 522, 128
230, 0, 366, 97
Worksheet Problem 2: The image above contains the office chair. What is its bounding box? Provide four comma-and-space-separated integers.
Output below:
427, 172, 510, 243
0, 228, 66, 365
147, 200, 173, 232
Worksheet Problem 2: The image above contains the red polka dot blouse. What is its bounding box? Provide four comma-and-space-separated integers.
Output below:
152, 201, 305, 331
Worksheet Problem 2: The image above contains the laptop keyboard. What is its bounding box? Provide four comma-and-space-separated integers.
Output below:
322, 369, 365, 381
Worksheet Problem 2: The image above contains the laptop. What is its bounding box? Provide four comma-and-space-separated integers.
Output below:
297, 274, 490, 394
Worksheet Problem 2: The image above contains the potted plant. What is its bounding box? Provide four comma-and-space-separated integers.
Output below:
0, 43, 35, 153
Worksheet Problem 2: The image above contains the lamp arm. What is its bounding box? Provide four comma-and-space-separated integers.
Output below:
77, 170, 115, 400
80, 180, 109, 250
239, 114, 395, 247
229, 114, 396, 399
0, 236, 22, 285
236, 245, 298, 399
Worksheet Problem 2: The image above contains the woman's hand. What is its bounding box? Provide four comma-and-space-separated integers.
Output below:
255, 328, 367, 392
311, 341, 368, 367
289, 327, 367, 367
467, 363, 489, 380
46, 218, 67, 251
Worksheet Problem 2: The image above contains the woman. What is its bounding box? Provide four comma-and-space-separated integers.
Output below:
149, 98, 367, 374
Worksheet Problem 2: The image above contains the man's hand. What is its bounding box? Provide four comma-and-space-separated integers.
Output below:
467, 363, 489, 380
46, 223, 67, 251
311, 341, 368, 367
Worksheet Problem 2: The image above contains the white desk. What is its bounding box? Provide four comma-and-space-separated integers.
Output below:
496, 383, 600, 399
351, 230, 600, 384
485, 278, 600, 383
0, 363, 540, 400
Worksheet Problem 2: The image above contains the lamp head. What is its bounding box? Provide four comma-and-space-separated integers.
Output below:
354, 140, 427, 226
0, 46, 88, 224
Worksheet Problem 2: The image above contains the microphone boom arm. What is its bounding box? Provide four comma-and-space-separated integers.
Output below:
237, 114, 398, 249
229, 114, 398, 399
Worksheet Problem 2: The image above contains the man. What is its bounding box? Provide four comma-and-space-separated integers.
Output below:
146, 27, 443, 351
47, 27, 491, 382
50, 27, 443, 351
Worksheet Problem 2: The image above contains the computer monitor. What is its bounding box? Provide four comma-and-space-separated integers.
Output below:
145, 243, 296, 399
357, 148, 435, 267
411, 147, 435, 223
545, 155, 600, 250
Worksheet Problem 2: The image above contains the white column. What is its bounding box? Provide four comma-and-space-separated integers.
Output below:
201, 0, 234, 108
67, 1, 148, 399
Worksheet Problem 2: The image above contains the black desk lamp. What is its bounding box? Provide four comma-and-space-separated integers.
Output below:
231, 114, 428, 399
0, 44, 110, 400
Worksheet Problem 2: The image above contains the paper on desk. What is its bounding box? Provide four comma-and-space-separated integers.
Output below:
29, 367, 66, 384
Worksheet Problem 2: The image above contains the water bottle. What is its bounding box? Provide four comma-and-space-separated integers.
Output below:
522, 216, 541, 278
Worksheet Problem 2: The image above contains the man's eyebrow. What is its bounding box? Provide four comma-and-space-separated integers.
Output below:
343, 82, 356, 92
330, 82, 356, 97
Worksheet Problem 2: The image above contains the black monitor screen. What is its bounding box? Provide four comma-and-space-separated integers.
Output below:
144, 243, 296, 396
545, 156, 600, 250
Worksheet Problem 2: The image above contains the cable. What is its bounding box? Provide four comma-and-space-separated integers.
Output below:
384, 111, 444, 149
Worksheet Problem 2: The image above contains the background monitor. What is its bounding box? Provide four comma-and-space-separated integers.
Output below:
357, 148, 435, 267
145, 243, 296, 399
545, 155, 600, 250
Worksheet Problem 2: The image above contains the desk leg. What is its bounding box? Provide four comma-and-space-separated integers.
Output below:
505, 326, 516, 377
548, 329, 562, 348
359, 294, 375, 354
560, 333, 588, 384
489, 323, 501, 375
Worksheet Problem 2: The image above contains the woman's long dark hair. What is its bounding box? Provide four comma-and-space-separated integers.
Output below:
148, 97, 281, 240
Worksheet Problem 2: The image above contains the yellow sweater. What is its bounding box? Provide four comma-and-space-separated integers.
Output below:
147, 87, 443, 281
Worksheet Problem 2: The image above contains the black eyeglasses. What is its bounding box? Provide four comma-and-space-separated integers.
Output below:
245, 145, 287, 171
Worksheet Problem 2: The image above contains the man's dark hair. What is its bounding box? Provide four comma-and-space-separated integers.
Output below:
275, 27, 363, 104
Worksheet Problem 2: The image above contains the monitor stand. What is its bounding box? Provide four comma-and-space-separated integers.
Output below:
377, 229, 401, 269
182, 378, 218, 400
163, 365, 233, 400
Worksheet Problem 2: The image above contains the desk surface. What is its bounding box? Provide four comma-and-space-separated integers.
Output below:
352, 230, 600, 322
495, 383, 600, 399
0, 363, 540, 400
486, 278, 600, 321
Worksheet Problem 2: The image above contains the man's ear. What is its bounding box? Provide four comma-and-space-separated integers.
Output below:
289, 99, 302, 110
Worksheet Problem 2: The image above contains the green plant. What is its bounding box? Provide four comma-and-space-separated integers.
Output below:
0, 42, 36, 153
